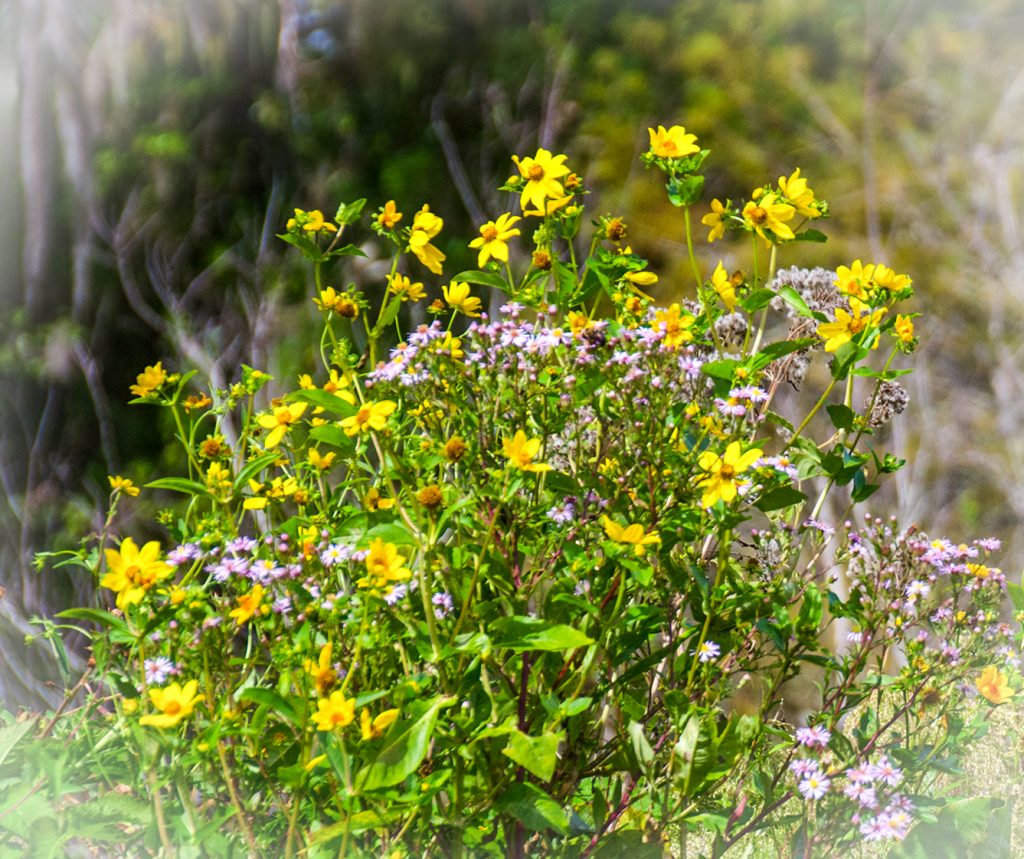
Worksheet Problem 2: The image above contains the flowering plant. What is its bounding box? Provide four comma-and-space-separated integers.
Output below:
21, 125, 1021, 857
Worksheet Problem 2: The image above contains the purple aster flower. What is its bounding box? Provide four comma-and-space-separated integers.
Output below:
144, 656, 175, 685
795, 725, 832, 748
694, 641, 721, 663
384, 584, 408, 606
432, 592, 454, 619
798, 771, 830, 800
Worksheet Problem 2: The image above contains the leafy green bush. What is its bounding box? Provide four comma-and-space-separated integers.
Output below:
20, 124, 1019, 857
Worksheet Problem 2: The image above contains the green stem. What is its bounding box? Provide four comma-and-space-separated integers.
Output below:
683, 206, 703, 291
785, 377, 838, 452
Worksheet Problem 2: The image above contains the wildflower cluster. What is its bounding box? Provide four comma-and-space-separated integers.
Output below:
36, 124, 1020, 858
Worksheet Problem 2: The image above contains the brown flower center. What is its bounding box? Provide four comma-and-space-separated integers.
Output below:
481, 225, 499, 242
528, 164, 545, 181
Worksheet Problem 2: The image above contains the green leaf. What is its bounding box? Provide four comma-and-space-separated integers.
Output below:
308, 424, 355, 451
792, 228, 828, 243
370, 296, 403, 338
232, 451, 282, 492
741, 288, 776, 313
356, 696, 452, 791
290, 389, 358, 416
825, 404, 857, 431
628, 721, 655, 770
1007, 581, 1024, 614
502, 729, 563, 782
362, 522, 416, 546
754, 338, 816, 363
830, 341, 863, 380
666, 173, 705, 207
452, 269, 510, 291
776, 285, 813, 318
0, 720, 33, 769
144, 477, 211, 497
593, 829, 665, 858
495, 782, 570, 835
891, 797, 1012, 859
236, 688, 299, 726
55, 607, 131, 636
334, 198, 366, 225
490, 616, 594, 652
754, 486, 807, 513
700, 359, 739, 382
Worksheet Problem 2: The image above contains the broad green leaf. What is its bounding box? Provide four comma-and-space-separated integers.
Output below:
593, 827, 664, 857
356, 696, 451, 790
362, 522, 416, 546
792, 228, 828, 243
825, 403, 857, 431
741, 288, 776, 312
55, 608, 130, 637
754, 486, 807, 513
891, 796, 1012, 859
0, 720, 33, 769
490, 616, 593, 652
334, 198, 367, 225
452, 269, 510, 291
628, 721, 654, 770
502, 729, 563, 781
700, 359, 739, 382
236, 688, 299, 726
232, 452, 282, 492
776, 285, 813, 318
290, 388, 358, 416
495, 782, 569, 835
144, 477, 211, 497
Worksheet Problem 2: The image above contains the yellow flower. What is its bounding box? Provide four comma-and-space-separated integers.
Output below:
625, 270, 658, 288
388, 273, 426, 303
313, 286, 361, 318
742, 193, 795, 243
308, 448, 336, 471
777, 168, 820, 219
653, 304, 695, 350
138, 680, 204, 729
321, 369, 356, 405
816, 297, 886, 353
647, 125, 699, 159
437, 332, 464, 360
286, 208, 337, 234
711, 261, 737, 312
377, 200, 403, 230
702, 198, 728, 243
130, 362, 167, 398
469, 213, 521, 267
976, 665, 1013, 705
834, 260, 876, 300
358, 538, 412, 593
442, 436, 468, 462
340, 400, 397, 436
696, 441, 763, 508
312, 690, 356, 731
872, 263, 912, 292
360, 707, 400, 741
257, 402, 308, 449
229, 584, 265, 626
409, 205, 446, 274
108, 475, 140, 497
205, 462, 232, 498
304, 643, 337, 696
512, 148, 571, 215
100, 537, 174, 610
365, 486, 396, 511
895, 314, 915, 344
502, 430, 552, 473
442, 282, 482, 317
601, 516, 660, 556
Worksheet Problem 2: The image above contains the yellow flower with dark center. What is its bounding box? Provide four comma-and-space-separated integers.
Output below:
360, 707, 399, 741
308, 448, 336, 471
388, 273, 426, 303
139, 680, 204, 729
408, 205, 446, 274
777, 168, 820, 219
816, 297, 886, 353
130, 362, 167, 398
702, 198, 728, 242
416, 485, 444, 509
502, 430, 552, 472
531, 249, 552, 270
182, 393, 212, 412
358, 538, 412, 593
229, 584, 264, 626
437, 332, 464, 360
199, 434, 228, 459
697, 441, 763, 508
304, 643, 337, 696
711, 261, 737, 312
377, 200, 403, 230
976, 665, 1013, 705
101, 537, 174, 610
286, 208, 337, 234
108, 475, 140, 497
442, 282, 482, 317
442, 436, 468, 462
647, 125, 699, 159
601, 516, 660, 556
322, 369, 356, 405
512, 148, 571, 215
742, 193, 795, 243
469, 213, 521, 267
257, 402, 308, 449
895, 314, 915, 344
567, 311, 592, 337
834, 260, 876, 300
312, 690, 356, 731
340, 400, 397, 436
653, 304, 695, 350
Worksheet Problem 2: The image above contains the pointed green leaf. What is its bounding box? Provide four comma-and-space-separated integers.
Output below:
356, 696, 452, 790
502, 729, 563, 782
